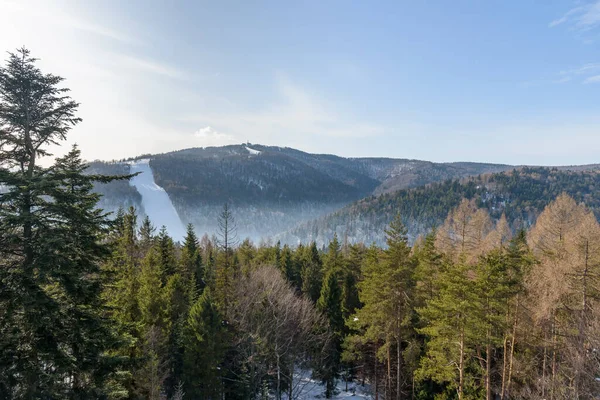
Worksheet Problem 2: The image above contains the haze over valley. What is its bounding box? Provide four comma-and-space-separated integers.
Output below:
93, 143, 600, 246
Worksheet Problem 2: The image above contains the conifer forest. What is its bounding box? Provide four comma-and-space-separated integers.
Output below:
2, 49, 600, 400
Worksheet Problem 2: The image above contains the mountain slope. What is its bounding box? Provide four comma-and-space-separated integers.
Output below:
93, 144, 600, 243
279, 167, 600, 246
141, 144, 519, 240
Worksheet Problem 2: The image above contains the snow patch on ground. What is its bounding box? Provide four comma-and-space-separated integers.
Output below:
246, 146, 262, 155
128, 159, 186, 241
282, 370, 372, 399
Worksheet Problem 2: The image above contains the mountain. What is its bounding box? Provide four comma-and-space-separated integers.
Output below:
90, 144, 518, 241
279, 167, 600, 247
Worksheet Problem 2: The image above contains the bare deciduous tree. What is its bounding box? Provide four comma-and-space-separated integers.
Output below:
228, 266, 331, 399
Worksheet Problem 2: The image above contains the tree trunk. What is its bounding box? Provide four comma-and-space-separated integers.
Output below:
551, 318, 557, 400
505, 295, 519, 399
575, 239, 589, 397
486, 339, 491, 400
397, 336, 401, 400
288, 363, 294, 400
374, 345, 379, 400
276, 350, 281, 400
542, 329, 547, 399
501, 334, 509, 399
387, 343, 392, 398
458, 328, 465, 400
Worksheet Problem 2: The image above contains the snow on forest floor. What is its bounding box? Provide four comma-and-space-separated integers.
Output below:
282, 370, 372, 399
128, 159, 186, 241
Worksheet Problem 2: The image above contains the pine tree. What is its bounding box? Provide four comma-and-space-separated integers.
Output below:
139, 215, 156, 250
351, 215, 414, 399
324, 233, 344, 276
135, 246, 169, 396
180, 223, 204, 290
317, 271, 344, 397
237, 238, 256, 275
183, 288, 226, 399
102, 207, 142, 397
215, 204, 238, 311
301, 242, 323, 303
341, 244, 363, 322
279, 244, 296, 284
0, 48, 122, 397
164, 273, 192, 398
46, 146, 130, 397
416, 258, 483, 400
157, 226, 177, 284
414, 229, 443, 305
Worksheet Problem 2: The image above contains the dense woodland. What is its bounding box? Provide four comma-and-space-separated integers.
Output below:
283, 167, 600, 246
2, 49, 600, 400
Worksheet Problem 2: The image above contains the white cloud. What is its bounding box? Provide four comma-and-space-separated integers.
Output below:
118, 55, 189, 80
181, 75, 386, 148
583, 74, 600, 83
550, 1, 600, 31
549, 6, 585, 27
553, 62, 600, 84
560, 62, 600, 75
194, 126, 235, 143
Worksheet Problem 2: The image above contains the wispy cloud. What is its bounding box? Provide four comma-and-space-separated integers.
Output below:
583, 74, 600, 83
546, 62, 600, 85
194, 126, 235, 144
119, 55, 189, 80
550, 1, 600, 31
1, 0, 137, 45
181, 75, 386, 146
559, 62, 600, 76
552, 76, 572, 84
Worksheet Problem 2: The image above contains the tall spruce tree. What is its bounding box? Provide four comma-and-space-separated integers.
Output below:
317, 271, 344, 397
183, 288, 226, 399
181, 223, 203, 290
0, 48, 126, 397
416, 257, 483, 400
301, 242, 323, 303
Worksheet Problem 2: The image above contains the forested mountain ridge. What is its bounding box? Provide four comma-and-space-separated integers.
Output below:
147, 144, 515, 199
280, 167, 600, 246
92, 144, 516, 240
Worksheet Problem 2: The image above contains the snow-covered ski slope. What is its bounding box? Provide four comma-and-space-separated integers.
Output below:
129, 159, 186, 241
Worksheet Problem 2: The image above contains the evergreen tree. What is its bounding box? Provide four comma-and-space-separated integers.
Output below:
237, 238, 256, 275
215, 204, 238, 311
183, 289, 226, 399
180, 223, 203, 290
301, 242, 323, 303
317, 272, 344, 397
0, 48, 122, 397
157, 226, 177, 284
324, 233, 344, 275
416, 258, 483, 400
164, 273, 192, 398
279, 244, 296, 284
139, 215, 156, 250
414, 229, 443, 305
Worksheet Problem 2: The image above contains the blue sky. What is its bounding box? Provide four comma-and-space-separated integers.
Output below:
1, 0, 600, 165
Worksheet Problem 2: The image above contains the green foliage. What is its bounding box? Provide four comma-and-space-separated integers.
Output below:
317, 271, 344, 397
301, 242, 323, 302
0, 49, 125, 398
183, 289, 226, 399
287, 168, 600, 246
